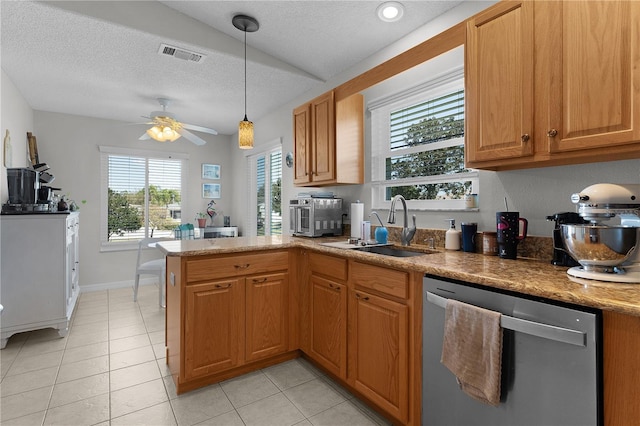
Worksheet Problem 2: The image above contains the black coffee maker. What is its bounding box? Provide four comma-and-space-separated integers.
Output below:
546, 212, 588, 267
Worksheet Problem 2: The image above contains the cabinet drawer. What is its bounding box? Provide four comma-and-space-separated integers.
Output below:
186, 251, 289, 283
350, 261, 408, 299
309, 252, 347, 281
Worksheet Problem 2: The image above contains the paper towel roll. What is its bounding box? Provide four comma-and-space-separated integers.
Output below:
351, 202, 364, 239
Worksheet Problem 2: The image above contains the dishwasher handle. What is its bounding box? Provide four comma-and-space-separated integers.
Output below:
426, 291, 586, 347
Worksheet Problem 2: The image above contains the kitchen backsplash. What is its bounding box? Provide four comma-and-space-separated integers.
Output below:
345, 225, 554, 263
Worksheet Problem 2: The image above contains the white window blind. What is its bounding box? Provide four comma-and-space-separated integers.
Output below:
370, 68, 478, 210
99, 146, 187, 250
247, 142, 282, 237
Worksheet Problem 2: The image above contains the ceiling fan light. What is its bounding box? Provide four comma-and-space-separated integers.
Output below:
239, 117, 254, 149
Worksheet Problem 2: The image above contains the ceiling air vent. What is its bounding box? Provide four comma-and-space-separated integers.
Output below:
158, 44, 206, 63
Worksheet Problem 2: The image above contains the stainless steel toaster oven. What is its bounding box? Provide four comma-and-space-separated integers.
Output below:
289, 197, 342, 237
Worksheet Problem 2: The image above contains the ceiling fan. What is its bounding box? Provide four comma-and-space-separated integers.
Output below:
137, 98, 217, 146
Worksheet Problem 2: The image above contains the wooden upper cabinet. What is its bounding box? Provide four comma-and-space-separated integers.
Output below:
546, 1, 640, 153
293, 103, 311, 184
466, 0, 640, 170
293, 91, 364, 186
465, 1, 535, 164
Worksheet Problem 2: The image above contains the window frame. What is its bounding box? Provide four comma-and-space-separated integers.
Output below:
369, 67, 478, 211
99, 145, 189, 252
245, 139, 283, 237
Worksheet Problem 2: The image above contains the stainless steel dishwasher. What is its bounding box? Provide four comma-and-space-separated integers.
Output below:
423, 276, 602, 426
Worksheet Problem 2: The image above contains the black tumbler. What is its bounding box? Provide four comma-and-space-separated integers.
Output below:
496, 212, 528, 259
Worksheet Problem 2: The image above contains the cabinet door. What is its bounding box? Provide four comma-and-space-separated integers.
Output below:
310, 91, 336, 183
465, 1, 535, 164
547, 1, 640, 153
310, 275, 347, 379
348, 289, 409, 423
246, 272, 289, 362
184, 279, 243, 379
293, 103, 312, 184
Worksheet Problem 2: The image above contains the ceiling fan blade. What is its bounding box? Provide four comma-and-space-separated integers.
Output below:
139, 132, 151, 140
177, 128, 206, 146
181, 123, 218, 135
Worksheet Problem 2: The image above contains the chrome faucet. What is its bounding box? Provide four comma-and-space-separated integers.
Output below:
387, 194, 417, 246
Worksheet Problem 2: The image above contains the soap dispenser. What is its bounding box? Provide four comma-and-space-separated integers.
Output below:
445, 219, 461, 250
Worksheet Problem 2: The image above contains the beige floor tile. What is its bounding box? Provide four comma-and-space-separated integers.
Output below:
48, 372, 109, 408
110, 344, 156, 370
157, 359, 172, 379
69, 320, 109, 335
284, 378, 347, 418
170, 384, 233, 425
263, 358, 318, 391
110, 333, 151, 353
110, 360, 161, 391
148, 329, 165, 345
237, 392, 305, 426
16, 337, 68, 358
109, 323, 148, 340
110, 378, 168, 418
0, 366, 58, 397
308, 400, 378, 426
74, 302, 109, 315
71, 311, 109, 326
61, 341, 109, 365
196, 409, 245, 426
153, 342, 167, 359
294, 420, 314, 426
56, 355, 109, 383
220, 371, 280, 408
111, 401, 177, 426
350, 398, 393, 426
0, 410, 46, 426
0, 385, 53, 422
43, 393, 110, 426
23, 328, 64, 343
6, 350, 63, 376
65, 329, 109, 349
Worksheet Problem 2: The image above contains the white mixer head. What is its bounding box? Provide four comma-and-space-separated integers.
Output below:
571, 183, 640, 223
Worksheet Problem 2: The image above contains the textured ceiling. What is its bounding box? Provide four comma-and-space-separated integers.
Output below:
1, 1, 463, 136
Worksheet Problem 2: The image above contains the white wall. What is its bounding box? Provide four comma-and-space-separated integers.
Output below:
1, 70, 35, 201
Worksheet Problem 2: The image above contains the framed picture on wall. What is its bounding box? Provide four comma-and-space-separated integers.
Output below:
202, 183, 221, 199
202, 164, 220, 179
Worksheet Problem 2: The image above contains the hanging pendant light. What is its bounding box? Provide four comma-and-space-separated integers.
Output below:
233, 14, 259, 149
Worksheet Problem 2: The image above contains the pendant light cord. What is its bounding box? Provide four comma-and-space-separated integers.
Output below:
243, 28, 247, 121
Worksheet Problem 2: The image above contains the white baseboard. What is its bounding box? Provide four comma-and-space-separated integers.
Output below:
79, 277, 159, 293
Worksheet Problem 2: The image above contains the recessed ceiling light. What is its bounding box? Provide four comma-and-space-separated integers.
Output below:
377, 1, 404, 22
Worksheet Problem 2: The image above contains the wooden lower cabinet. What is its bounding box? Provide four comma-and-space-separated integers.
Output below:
348, 288, 409, 424
603, 311, 640, 425
246, 272, 289, 362
184, 279, 243, 380
166, 250, 294, 394
309, 275, 347, 379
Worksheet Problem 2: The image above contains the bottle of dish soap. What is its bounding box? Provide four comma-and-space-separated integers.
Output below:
445, 219, 461, 250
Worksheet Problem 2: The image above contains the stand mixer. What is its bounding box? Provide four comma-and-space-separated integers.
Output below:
561, 183, 640, 283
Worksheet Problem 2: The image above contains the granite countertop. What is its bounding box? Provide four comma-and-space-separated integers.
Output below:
157, 235, 640, 317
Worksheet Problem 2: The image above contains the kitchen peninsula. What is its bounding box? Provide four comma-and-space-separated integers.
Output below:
157, 235, 640, 425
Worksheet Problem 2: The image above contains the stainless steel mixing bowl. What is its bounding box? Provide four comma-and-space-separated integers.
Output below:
560, 225, 638, 270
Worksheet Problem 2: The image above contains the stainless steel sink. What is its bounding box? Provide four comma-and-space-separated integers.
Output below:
354, 245, 430, 257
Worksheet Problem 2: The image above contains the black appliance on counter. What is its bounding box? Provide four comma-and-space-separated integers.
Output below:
547, 212, 588, 267
2, 167, 59, 214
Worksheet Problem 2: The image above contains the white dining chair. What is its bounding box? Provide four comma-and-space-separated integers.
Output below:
134, 237, 170, 307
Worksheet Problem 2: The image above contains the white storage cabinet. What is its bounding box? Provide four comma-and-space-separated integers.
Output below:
0, 212, 79, 348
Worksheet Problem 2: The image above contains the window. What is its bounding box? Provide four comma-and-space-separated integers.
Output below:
99, 146, 188, 250
247, 144, 282, 236
370, 68, 478, 210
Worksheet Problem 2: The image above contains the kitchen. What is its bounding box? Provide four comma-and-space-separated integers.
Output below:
2, 0, 640, 425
